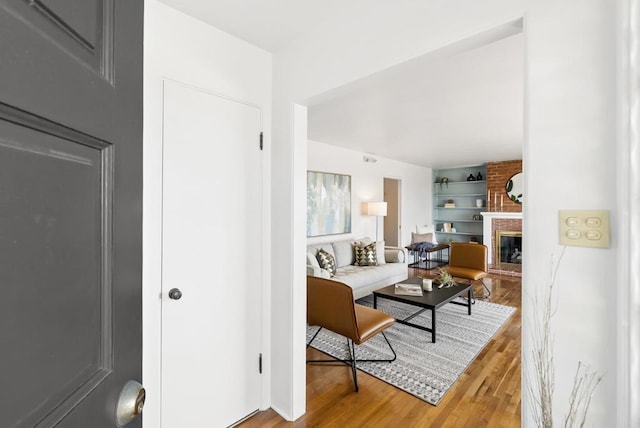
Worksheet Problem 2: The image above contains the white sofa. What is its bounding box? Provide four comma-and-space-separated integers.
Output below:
306, 238, 408, 299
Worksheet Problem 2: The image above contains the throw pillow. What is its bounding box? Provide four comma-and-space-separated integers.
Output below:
416, 224, 434, 234
411, 232, 433, 244
316, 248, 337, 276
353, 242, 377, 266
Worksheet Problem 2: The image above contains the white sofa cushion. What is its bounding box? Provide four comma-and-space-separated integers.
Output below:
331, 240, 355, 267
307, 243, 335, 260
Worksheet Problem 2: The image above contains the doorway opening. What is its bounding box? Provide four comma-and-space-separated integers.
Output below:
383, 178, 401, 247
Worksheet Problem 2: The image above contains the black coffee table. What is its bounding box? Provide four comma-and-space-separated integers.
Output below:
373, 277, 472, 343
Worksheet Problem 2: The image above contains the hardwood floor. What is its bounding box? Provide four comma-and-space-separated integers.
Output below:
239, 268, 522, 427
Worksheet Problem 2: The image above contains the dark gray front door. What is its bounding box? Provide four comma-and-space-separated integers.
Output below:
0, 1, 143, 427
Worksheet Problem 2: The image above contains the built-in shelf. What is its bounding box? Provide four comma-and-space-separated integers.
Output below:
437, 180, 486, 184
436, 207, 486, 210
433, 164, 487, 245
434, 219, 483, 223
437, 231, 481, 236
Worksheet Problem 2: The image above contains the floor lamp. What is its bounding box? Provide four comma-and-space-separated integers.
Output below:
366, 202, 387, 242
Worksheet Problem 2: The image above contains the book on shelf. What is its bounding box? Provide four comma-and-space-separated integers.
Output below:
444, 203, 456, 208
394, 282, 423, 296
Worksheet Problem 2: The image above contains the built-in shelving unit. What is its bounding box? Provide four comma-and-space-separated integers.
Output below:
433, 164, 487, 244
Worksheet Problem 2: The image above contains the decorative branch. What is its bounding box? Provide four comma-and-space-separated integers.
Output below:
563, 362, 603, 428
527, 247, 603, 428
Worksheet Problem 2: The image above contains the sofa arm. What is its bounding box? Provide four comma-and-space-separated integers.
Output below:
384, 246, 408, 264
307, 265, 332, 279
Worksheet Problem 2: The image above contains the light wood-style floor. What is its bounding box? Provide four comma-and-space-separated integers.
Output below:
239, 267, 522, 428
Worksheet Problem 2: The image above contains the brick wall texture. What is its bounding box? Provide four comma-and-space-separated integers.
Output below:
484, 159, 523, 276
486, 160, 522, 213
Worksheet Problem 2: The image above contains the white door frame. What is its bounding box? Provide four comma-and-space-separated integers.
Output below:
142, 77, 271, 427
617, 1, 640, 426
159, 80, 264, 427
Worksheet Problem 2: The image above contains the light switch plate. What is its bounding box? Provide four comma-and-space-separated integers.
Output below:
559, 210, 610, 248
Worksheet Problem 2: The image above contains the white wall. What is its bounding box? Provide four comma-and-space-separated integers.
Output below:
523, 1, 617, 426
271, 0, 525, 420
143, 2, 272, 426
307, 140, 431, 246
272, 1, 626, 427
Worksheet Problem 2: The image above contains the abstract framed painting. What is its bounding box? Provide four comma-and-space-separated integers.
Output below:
306, 171, 351, 237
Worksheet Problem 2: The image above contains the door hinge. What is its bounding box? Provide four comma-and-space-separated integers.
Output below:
259, 132, 263, 150
259, 353, 263, 374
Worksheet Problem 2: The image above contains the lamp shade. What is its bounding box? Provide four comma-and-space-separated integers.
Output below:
366, 202, 387, 216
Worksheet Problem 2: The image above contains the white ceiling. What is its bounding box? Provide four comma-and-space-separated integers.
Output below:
157, 1, 524, 169
307, 33, 524, 169
157, 0, 361, 52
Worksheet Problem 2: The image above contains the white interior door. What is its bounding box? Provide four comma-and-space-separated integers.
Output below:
161, 81, 263, 427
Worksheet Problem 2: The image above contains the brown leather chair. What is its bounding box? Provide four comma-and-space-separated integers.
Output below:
306, 276, 396, 391
446, 242, 491, 299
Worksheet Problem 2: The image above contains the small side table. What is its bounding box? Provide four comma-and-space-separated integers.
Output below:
406, 243, 449, 270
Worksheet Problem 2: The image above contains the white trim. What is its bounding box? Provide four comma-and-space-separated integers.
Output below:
629, 0, 640, 423
617, 0, 640, 426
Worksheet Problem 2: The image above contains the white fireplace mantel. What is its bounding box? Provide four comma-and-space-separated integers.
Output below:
482, 212, 523, 264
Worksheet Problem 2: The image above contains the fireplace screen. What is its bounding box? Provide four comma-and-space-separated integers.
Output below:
496, 231, 522, 265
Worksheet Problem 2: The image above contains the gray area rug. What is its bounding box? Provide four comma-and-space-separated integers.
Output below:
306, 295, 516, 405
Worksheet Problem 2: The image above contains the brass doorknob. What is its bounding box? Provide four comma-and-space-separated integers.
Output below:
168, 288, 182, 300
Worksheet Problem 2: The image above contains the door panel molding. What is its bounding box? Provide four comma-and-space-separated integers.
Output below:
0, 102, 114, 427
0, 0, 114, 82
0, 101, 111, 151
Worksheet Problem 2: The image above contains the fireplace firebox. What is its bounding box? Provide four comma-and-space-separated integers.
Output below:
496, 231, 522, 265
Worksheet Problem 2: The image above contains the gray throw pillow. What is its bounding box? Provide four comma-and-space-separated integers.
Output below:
316, 248, 337, 276
353, 242, 377, 266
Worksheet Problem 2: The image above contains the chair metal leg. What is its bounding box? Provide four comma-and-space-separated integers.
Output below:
306, 329, 397, 393
480, 279, 491, 298
348, 339, 359, 392
465, 279, 490, 301
470, 279, 491, 300
353, 331, 397, 363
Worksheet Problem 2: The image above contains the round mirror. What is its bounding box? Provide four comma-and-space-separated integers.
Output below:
505, 172, 523, 204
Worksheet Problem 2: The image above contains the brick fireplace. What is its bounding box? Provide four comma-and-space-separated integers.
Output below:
482, 212, 523, 276
482, 160, 523, 276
